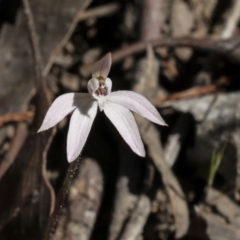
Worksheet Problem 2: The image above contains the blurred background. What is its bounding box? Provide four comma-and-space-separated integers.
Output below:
1, 0, 240, 239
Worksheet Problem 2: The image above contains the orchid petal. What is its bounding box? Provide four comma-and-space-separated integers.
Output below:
87, 78, 99, 96
105, 77, 112, 93
38, 93, 90, 132
92, 53, 112, 79
67, 100, 98, 162
108, 91, 167, 125
104, 101, 145, 157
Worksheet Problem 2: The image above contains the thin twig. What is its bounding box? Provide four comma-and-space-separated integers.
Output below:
0, 123, 28, 180
118, 1, 176, 239
22, 0, 56, 237
156, 77, 228, 104
112, 37, 240, 64
78, 35, 240, 82
80, 37, 240, 77
109, 2, 163, 237
0, 111, 34, 127
22, 0, 43, 85
0, 87, 35, 179
43, 1, 121, 77
42, 127, 57, 216
43, 0, 92, 77
222, 0, 240, 39
78, 2, 120, 21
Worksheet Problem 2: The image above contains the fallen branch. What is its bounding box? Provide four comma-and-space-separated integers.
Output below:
112, 37, 240, 64
80, 37, 240, 78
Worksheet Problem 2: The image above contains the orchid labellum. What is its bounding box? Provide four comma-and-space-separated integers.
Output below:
38, 53, 167, 162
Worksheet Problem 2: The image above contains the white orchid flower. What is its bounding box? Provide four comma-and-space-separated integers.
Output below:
38, 53, 167, 162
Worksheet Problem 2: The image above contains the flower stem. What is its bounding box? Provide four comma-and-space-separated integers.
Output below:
43, 157, 81, 240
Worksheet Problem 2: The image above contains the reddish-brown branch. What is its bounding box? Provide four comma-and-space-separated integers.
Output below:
0, 111, 34, 127
156, 77, 228, 104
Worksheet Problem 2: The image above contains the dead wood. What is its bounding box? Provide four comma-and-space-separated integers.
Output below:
169, 91, 240, 192
78, 2, 120, 21
1, 1, 240, 240
0, 0, 91, 182
221, 0, 240, 39
205, 187, 240, 228
115, 0, 190, 237
111, 37, 240, 65
108, 137, 157, 240
43, 1, 120, 77
140, 0, 163, 40
170, 0, 194, 61
108, 1, 172, 240
75, 36, 240, 78
108, 143, 147, 240
0, 0, 56, 238
119, 194, 151, 240
0, 0, 92, 238
163, 113, 194, 167
0, 123, 28, 179
0, 0, 90, 115
188, 206, 240, 240
131, 11, 189, 237
136, 116, 189, 239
